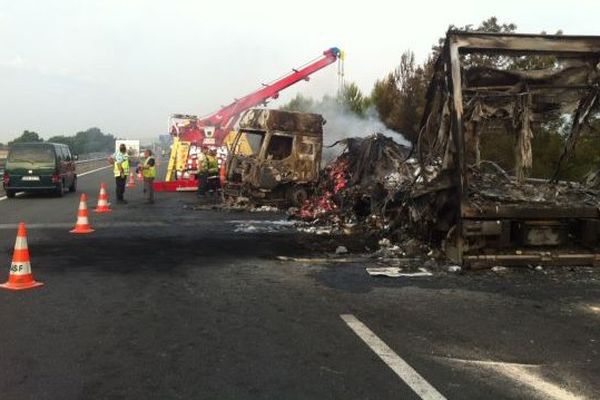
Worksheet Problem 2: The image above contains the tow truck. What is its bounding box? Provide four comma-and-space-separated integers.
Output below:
155, 47, 343, 191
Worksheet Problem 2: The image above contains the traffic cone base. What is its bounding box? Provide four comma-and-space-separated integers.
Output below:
70, 226, 94, 234
71, 193, 95, 234
1, 222, 44, 291
0, 276, 44, 291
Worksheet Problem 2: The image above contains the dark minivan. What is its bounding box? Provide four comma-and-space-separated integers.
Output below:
2, 142, 77, 198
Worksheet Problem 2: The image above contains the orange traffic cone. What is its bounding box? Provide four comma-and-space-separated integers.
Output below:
219, 162, 227, 188
70, 193, 95, 234
137, 170, 143, 182
127, 172, 136, 188
94, 182, 112, 213
0, 222, 44, 291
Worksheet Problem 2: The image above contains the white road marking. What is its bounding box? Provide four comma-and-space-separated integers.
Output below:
340, 314, 447, 400
444, 357, 586, 400
77, 165, 111, 177
0, 165, 111, 202
0, 192, 24, 201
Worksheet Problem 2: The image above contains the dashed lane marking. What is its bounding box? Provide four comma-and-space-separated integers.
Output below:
340, 314, 447, 400
0, 192, 24, 201
77, 165, 111, 177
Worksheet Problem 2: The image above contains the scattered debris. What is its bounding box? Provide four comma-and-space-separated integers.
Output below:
378, 238, 392, 247
193, 197, 248, 212
335, 246, 348, 255
231, 219, 295, 233
447, 265, 462, 273
366, 267, 433, 278
250, 205, 279, 213
296, 226, 334, 235
365, 267, 403, 278
276, 256, 365, 263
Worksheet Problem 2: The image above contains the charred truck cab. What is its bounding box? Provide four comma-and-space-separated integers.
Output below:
224, 109, 324, 206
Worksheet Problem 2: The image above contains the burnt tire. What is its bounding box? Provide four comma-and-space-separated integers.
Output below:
287, 185, 308, 207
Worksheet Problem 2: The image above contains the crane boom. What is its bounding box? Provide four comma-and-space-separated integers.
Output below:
170, 47, 342, 146
201, 47, 342, 130
159, 47, 343, 190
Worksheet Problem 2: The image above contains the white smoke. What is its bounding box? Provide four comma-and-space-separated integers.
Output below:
305, 100, 411, 162
322, 107, 410, 146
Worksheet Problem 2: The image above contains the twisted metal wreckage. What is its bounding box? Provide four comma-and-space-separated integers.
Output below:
412, 31, 600, 267
298, 31, 600, 268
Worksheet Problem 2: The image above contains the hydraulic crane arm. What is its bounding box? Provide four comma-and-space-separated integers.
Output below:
159, 47, 343, 189
198, 47, 343, 130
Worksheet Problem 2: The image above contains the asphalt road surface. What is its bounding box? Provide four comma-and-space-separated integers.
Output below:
0, 164, 599, 399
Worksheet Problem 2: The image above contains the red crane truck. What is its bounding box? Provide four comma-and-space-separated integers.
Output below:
156, 47, 343, 191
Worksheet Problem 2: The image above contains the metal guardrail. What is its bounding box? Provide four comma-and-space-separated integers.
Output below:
75, 156, 109, 165
76, 152, 111, 161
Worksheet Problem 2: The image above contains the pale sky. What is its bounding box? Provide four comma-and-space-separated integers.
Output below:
0, 0, 598, 143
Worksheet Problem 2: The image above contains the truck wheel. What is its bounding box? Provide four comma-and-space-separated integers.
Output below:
6, 190, 16, 198
287, 185, 308, 207
69, 176, 77, 192
55, 181, 64, 197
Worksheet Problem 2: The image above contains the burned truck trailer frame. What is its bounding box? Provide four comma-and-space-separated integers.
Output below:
224, 109, 324, 206
418, 31, 600, 268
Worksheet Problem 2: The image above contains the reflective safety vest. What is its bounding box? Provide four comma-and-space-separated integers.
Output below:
206, 155, 219, 176
113, 152, 130, 177
197, 153, 208, 173
142, 156, 156, 179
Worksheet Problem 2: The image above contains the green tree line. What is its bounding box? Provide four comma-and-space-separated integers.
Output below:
6, 127, 116, 155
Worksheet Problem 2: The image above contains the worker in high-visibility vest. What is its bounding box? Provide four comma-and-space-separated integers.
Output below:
196, 147, 209, 198
141, 149, 156, 204
109, 143, 130, 204
206, 149, 220, 198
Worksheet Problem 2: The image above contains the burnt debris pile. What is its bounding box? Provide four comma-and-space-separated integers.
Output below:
293, 133, 443, 241
292, 130, 600, 267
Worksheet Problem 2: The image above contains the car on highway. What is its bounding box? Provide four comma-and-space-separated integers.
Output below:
2, 142, 77, 198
